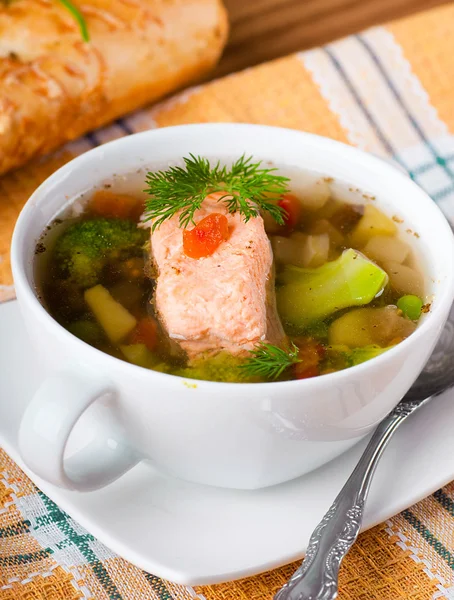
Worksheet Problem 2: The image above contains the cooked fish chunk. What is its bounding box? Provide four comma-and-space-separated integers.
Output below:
151, 194, 286, 358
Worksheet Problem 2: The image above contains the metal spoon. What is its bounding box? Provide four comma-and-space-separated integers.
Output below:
275, 300, 454, 600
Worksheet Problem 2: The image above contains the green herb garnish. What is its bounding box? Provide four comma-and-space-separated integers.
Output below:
239, 342, 302, 381
1, 0, 89, 42
144, 154, 289, 231
58, 0, 90, 42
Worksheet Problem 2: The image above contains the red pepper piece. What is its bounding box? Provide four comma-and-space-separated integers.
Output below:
278, 193, 303, 231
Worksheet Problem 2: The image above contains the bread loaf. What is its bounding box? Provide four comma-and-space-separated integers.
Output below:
0, 0, 228, 175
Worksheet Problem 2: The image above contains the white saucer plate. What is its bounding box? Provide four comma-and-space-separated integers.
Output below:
1, 300, 454, 585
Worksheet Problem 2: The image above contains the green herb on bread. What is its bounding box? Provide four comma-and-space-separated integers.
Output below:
1, 0, 89, 41
58, 0, 90, 42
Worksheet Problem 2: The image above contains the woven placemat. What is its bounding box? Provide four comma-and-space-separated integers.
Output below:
2, 4, 454, 599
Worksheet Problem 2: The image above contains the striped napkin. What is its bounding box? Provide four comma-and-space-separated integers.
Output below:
1, 4, 454, 599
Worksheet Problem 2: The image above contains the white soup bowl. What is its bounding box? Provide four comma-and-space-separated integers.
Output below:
11, 124, 454, 491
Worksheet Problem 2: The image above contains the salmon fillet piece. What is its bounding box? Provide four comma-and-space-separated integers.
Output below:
151, 194, 286, 358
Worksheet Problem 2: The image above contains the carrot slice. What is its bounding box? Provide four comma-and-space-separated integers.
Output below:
293, 337, 324, 380
183, 213, 230, 259
293, 364, 319, 380
90, 190, 144, 221
129, 317, 159, 351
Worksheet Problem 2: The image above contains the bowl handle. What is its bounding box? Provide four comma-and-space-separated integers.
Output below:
18, 370, 140, 491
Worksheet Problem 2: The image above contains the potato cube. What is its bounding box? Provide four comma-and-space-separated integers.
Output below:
271, 232, 330, 268
350, 205, 397, 247
369, 306, 416, 345
85, 284, 137, 344
382, 261, 424, 296
299, 233, 330, 267
329, 309, 375, 348
308, 219, 345, 247
363, 235, 410, 265
296, 179, 331, 211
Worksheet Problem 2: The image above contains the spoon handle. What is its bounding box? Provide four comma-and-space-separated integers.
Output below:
275, 399, 429, 600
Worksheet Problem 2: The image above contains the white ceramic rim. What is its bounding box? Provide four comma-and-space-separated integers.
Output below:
11, 123, 454, 392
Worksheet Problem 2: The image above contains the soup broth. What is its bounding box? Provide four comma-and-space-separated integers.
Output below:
35, 162, 426, 383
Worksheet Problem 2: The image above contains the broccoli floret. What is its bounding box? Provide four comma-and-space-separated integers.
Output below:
67, 320, 105, 346
276, 249, 388, 332
52, 218, 148, 288
173, 352, 261, 383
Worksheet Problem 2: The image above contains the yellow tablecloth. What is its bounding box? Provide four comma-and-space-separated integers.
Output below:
2, 4, 454, 599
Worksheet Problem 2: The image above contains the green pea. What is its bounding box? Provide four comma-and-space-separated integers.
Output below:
397, 295, 423, 320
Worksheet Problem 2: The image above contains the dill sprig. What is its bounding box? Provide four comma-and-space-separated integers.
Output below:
1, 0, 89, 42
144, 154, 289, 231
238, 342, 302, 381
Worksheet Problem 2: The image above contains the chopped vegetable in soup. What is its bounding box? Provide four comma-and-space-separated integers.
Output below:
35, 156, 426, 383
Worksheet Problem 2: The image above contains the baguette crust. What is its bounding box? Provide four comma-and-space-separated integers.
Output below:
0, 0, 228, 174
